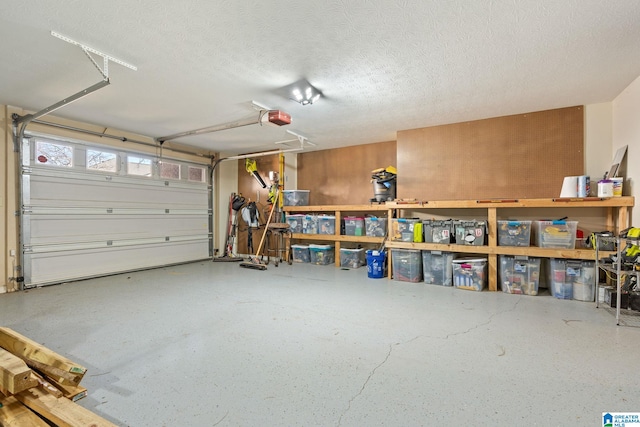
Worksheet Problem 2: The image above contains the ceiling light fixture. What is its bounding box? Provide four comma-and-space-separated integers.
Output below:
291, 83, 322, 105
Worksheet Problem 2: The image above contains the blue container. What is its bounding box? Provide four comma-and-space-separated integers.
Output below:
366, 250, 386, 279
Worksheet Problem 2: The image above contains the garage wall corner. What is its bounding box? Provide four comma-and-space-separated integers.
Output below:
1, 106, 20, 293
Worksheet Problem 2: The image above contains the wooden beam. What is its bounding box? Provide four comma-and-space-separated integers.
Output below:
0, 328, 86, 386
32, 371, 64, 399
24, 359, 79, 384
43, 375, 88, 402
15, 386, 117, 427
0, 348, 38, 395
0, 395, 49, 426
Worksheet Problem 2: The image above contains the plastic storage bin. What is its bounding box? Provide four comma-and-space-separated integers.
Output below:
454, 220, 486, 246
302, 214, 318, 234
391, 249, 423, 282
283, 190, 310, 206
365, 216, 387, 237
344, 217, 365, 236
547, 259, 594, 300
423, 219, 453, 244
390, 218, 421, 242
291, 244, 310, 263
497, 220, 532, 247
533, 220, 578, 249
422, 250, 456, 286
285, 214, 304, 233
548, 258, 576, 299
317, 215, 336, 235
340, 248, 365, 268
499, 256, 541, 295
452, 258, 487, 291
309, 244, 334, 265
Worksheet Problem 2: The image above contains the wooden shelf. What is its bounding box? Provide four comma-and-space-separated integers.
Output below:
291, 233, 384, 244
386, 196, 634, 209
285, 204, 392, 267
284, 197, 633, 290
385, 241, 614, 259
283, 204, 389, 212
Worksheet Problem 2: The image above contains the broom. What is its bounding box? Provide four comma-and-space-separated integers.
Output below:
239, 190, 278, 271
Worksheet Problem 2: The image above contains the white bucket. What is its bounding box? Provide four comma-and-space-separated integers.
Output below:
597, 180, 613, 197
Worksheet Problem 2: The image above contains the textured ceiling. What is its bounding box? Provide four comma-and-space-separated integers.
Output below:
1, 1, 640, 155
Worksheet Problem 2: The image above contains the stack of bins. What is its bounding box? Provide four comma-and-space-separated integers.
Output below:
422, 251, 455, 286
391, 249, 422, 282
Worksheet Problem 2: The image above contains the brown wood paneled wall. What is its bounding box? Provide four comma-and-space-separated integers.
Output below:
235, 155, 280, 256
233, 105, 585, 255
297, 141, 397, 205
396, 106, 584, 200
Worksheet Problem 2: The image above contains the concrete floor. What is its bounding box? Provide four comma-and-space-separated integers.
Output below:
0, 260, 638, 426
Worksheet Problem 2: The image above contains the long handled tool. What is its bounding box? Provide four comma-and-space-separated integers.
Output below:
239, 190, 278, 271
213, 193, 245, 262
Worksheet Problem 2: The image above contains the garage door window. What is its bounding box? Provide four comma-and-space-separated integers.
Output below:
87, 149, 117, 172
160, 161, 181, 180
35, 141, 73, 167
127, 156, 152, 176
188, 166, 205, 182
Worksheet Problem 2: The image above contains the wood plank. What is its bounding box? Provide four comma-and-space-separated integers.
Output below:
385, 241, 607, 260
15, 386, 117, 427
488, 254, 498, 292
290, 233, 384, 243
617, 206, 629, 234
49, 381, 87, 402
31, 371, 64, 399
0, 395, 49, 427
283, 204, 390, 212
385, 196, 634, 209
0, 348, 38, 395
385, 241, 492, 253
0, 328, 86, 386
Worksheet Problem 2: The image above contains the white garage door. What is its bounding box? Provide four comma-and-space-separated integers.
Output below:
21, 135, 211, 287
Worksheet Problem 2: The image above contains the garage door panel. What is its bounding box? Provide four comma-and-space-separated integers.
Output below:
26, 240, 209, 286
28, 173, 207, 209
27, 215, 209, 245
22, 136, 212, 287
